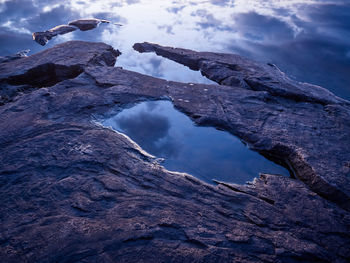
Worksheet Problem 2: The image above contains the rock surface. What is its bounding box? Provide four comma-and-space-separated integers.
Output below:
33, 25, 77, 46
0, 41, 120, 104
68, 18, 110, 31
0, 41, 349, 262
0, 49, 30, 64
32, 19, 121, 46
134, 42, 350, 210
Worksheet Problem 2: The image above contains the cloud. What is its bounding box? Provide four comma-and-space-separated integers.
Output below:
166, 6, 185, 14
115, 109, 181, 157
210, 0, 233, 7
232, 12, 295, 43
0, 0, 37, 24
192, 9, 231, 32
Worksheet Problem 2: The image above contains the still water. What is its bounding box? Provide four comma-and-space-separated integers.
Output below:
1, 1, 348, 182
101, 100, 290, 184
0, 0, 349, 99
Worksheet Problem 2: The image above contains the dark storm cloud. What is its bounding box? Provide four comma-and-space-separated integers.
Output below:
292, 3, 350, 46
300, 3, 350, 30
0, 27, 35, 55
0, 0, 37, 23
227, 3, 350, 100
232, 12, 295, 42
233, 36, 350, 97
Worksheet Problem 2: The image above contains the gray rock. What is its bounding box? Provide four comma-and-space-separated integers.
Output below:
68, 18, 110, 31
0, 49, 30, 63
133, 42, 350, 211
0, 41, 349, 262
32, 25, 77, 46
32, 19, 121, 46
0, 41, 121, 103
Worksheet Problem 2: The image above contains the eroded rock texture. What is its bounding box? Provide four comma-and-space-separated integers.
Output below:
134, 42, 350, 211
0, 41, 349, 262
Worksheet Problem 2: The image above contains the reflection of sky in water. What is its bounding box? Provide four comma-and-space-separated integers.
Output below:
101, 100, 290, 184
0, 0, 349, 98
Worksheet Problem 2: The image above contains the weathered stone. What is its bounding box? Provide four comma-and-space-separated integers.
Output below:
32, 19, 121, 46
0, 41, 349, 262
68, 18, 110, 31
32, 25, 77, 46
0, 49, 29, 64
133, 42, 349, 106
133, 42, 350, 211
0, 41, 121, 104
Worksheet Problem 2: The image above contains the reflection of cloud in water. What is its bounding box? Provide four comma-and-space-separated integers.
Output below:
101, 100, 290, 184
115, 108, 181, 158
0, 0, 349, 99
117, 111, 170, 143
232, 12, 295, 42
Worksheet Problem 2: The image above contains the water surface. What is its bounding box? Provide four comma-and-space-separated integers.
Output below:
0, 0, 349, 99
1, 0, 348, 182
101, 100, 290, 184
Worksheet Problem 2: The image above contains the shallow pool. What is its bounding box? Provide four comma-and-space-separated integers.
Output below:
101, 100, 290, 184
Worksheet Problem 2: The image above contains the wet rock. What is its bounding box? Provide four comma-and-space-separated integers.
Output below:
0, 41, 121, 103
133, 42, 350, 211
0, 49, 30, 63
33, 19, 121, 46
0, 41, 349, 262
33, 25, 77, 46
68, 18, 110, 31
133, 42, 348, 106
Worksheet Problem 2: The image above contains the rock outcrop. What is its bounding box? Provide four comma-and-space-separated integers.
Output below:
0, 41, 121, 104
32, 19, 122, 46
68, 18, 111, 31
133, 42, 350, 211
32, 25, 77, 46
0, 41, 349, 262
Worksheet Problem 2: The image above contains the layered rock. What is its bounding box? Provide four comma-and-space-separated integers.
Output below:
0, 41, 349, 262
133, 42, 350, 211
0, 41, 121, 104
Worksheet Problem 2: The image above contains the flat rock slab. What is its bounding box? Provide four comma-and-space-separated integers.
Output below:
133, 42, 350, 210
0, 41, 349, 262
32, 18, 120, 46
68, 18, 110, 31
0, 41, 120, 104
32, 25, 77, 46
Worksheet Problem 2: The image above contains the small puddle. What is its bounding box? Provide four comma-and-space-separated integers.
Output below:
116, 51, 216, 85
101, 100, 289, 184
